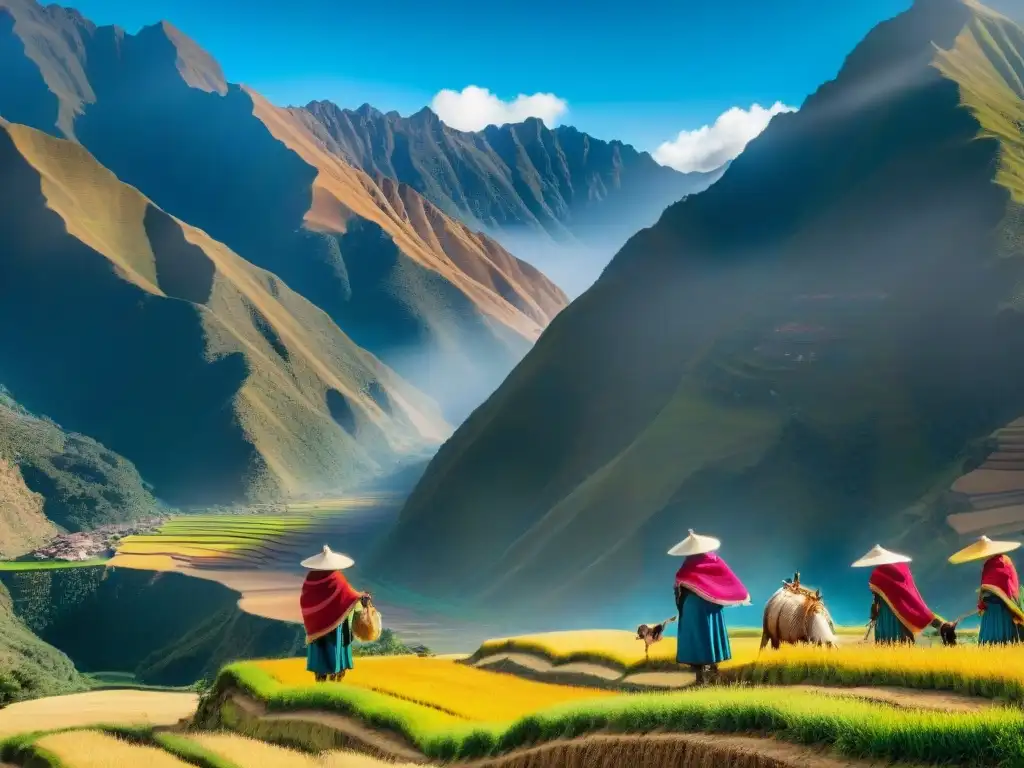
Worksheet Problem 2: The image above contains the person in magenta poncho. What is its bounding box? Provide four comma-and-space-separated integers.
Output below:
851, 545, 950, 644
299, 545, 371, 682
669, 529, 750, 685
949, 536, 1024, 645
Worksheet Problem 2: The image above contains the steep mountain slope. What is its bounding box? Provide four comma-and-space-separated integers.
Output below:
0, 388, 156, 554
0, 580, 85, 705
0, 117, 447, 505
377, 0, 1024, 623
302, 101, 723, 295
0, 0, 568, 423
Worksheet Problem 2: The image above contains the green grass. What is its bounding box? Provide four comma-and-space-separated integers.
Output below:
84, 671, 195, 693
213, 662, 1024, 765
0, 559, 110, 571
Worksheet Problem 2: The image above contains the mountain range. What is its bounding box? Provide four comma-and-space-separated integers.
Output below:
0, 0, 567, 516
301, 100, 723, 295
377, 0, 1024, 624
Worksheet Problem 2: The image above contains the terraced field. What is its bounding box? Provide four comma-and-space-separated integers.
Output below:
109, 497, 400, 572
4, 630, 1024, 768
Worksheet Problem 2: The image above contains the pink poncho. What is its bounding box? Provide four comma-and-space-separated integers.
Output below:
674, 552, 750, 606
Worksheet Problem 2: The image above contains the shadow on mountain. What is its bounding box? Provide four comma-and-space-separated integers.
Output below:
0, 127, 258, 504
377, 0, 1024, 627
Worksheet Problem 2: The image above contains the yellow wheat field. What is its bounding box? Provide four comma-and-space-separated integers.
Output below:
190, 733, 423, 767
254, 656, 617, 721
745, 640, 1024, 684
35, 731, 193, 768
478, 629, 768, 668
0, 690, 198, 737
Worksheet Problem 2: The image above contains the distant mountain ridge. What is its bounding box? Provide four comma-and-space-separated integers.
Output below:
377, 0, 1024, 625
299, 100, 724, 295
0, 0, 568, 432
0, 115, 448, 505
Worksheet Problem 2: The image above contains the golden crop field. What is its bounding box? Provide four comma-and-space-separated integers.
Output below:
189, 733, 422, 768
109, 507, 364, 570
476, 629, 772, 668
742, 640, 1024, 683
253, 656, 617, 721
35, 730, 193, 768
0, 690, 198, 738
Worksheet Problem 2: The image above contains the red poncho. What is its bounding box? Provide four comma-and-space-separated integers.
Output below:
300, 570, 361, 643
978, 555, 1024, 624
868, 562, 936, 634
674, 552, 750, 606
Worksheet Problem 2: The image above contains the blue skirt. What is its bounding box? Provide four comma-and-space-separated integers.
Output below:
306, 619, 354, 674
875, 601, 914, 644
979, 595, 1024, 645
676, 592, 732, 665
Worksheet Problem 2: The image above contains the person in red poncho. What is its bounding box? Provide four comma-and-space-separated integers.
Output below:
949, 536, 1024, 645
669, 530, 750, 685
851, 544, 950, 644
299, 545, 370, 682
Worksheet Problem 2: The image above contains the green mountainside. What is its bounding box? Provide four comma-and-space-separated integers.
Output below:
0, 387, 156, 553
0, 579, 84, 704
377, 0, 1024, 622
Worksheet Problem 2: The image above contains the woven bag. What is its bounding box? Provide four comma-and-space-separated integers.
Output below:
352, 602, 383, 642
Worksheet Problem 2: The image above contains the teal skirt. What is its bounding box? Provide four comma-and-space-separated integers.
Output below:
306, 618, 354, 674
979, 595, 1024, 645
676, 592, 732, 666
875, 601, 914, 644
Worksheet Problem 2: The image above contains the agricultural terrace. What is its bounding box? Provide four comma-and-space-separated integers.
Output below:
110, 497, 397, 572
2, 728, 415, 768
200, 659, 1024, 766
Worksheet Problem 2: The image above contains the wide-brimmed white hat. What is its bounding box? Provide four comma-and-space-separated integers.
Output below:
948, 535, 1022, 565
851, 545, 911, 568
300, 545, 355, 570
668, 529, 721, 557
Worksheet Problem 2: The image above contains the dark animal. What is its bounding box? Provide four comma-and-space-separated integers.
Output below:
938, 620, 958, 646
636, 616, 677, 660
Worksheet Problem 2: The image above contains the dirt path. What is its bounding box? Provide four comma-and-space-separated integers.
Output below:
462, 733, 912, 768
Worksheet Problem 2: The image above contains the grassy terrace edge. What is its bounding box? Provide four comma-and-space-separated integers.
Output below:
0, 559, 111, 572
205, 662, 1024, 765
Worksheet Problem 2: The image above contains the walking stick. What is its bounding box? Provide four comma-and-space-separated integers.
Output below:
951, 609, 980, 625
861, 620, 875, 643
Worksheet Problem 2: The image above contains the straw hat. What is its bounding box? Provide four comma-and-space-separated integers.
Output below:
300, 545, 355, 570
851, 545, 911, 568
668, 529, 721, 557
948, 535, 1021, 565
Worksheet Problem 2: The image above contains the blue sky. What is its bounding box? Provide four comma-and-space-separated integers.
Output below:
70, 0, 911, 160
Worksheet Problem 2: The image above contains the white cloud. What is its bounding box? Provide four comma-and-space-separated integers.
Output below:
430, 86, 568, 132
654, 101, 798, 174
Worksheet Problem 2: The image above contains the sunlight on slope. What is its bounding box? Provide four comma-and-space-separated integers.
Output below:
254, 656, 616, 721
3, 119, 161, 293
0, 691, 197, 737
0, 118, 449, 498
934, 5, 1024, 202
35, 731, 192, 768
247, 90, 566, 342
